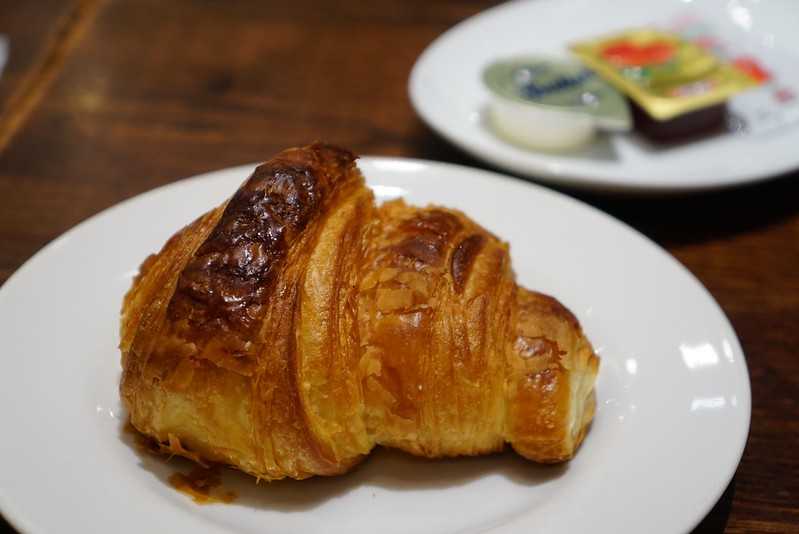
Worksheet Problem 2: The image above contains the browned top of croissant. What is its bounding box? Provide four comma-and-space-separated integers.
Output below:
120, 143, 599, 481
172, 145, 356, 334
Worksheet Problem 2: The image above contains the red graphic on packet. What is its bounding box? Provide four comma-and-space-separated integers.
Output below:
601, 40, 676, 67
733, 56, 771, 84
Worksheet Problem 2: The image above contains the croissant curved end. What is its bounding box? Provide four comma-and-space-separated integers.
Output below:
120, 143, 600, 481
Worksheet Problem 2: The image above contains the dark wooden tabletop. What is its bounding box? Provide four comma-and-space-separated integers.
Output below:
0, 1, 797, 533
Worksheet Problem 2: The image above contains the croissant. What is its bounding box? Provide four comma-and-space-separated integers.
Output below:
120, 143, 599, 481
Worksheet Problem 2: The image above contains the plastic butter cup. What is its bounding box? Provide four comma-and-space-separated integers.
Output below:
483, 56, 631, 152
487, 89, 597, 150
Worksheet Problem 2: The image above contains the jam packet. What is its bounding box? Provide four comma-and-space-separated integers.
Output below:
664, 12, 799, 137
570, 28, 756, 121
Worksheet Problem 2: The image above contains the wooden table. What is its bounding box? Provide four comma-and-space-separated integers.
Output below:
0, 1, 796, 532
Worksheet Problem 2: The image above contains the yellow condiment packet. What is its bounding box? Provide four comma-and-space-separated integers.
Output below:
570, 28, 755, 120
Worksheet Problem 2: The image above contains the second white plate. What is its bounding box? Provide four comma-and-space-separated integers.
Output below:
0, 157, 750, 533
409, 0, 799, 192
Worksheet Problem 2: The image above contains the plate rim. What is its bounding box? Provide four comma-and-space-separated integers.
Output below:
408, 0, 798, 193
0, 156, 752, 533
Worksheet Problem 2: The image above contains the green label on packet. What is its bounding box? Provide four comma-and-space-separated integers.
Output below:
483, 57, 632, 131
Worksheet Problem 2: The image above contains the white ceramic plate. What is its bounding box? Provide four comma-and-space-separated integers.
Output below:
409, 0, 799, 192
0, 158, 750, 534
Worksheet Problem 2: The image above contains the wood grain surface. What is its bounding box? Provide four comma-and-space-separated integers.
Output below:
0, 1, 797, 532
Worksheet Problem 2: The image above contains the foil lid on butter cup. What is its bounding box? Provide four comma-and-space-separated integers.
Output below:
483, 56, 632, 131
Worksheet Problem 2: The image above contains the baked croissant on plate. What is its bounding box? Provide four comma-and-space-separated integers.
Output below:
120, 143, 599, 481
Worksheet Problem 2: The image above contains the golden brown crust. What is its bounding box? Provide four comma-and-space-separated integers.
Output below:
356, 200, 514, 457
120, 143, 599, 481
170, 144, 356, 336
450, 234, 485, 293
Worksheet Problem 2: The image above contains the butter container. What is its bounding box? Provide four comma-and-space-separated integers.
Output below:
483, 56, 631, 151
